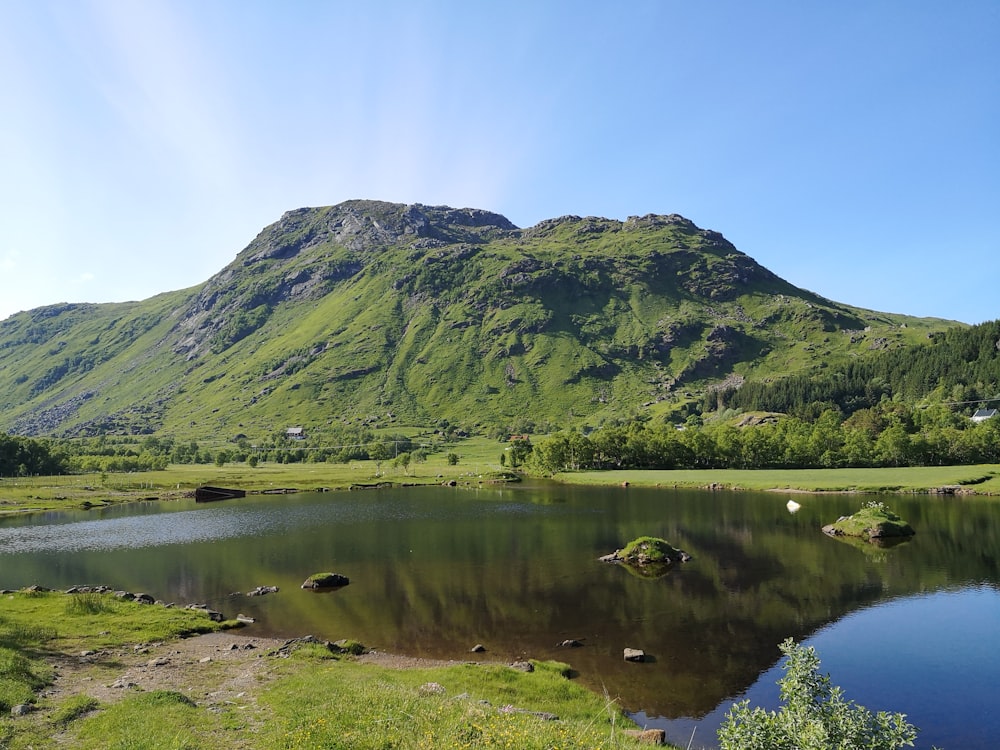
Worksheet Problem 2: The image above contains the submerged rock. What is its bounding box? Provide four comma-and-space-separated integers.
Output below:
301, 573, 350, 589
246, 585, 279, 597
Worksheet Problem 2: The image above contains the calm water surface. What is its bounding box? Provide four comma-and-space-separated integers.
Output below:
1, 483, 997, 749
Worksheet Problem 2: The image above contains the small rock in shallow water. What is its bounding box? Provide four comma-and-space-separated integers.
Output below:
624, 648, 646, 662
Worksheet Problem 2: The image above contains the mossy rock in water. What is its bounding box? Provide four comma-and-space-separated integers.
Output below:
301, 572, 350, 589
332, 638, 366, 655
822, 502, 915, 541
600, 537, 691, 578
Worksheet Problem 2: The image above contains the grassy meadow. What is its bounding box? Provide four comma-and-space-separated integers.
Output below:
554, 464, 1000, 494
0, 436, 514, 515
0, 590, 672, 749
3, 434, 999, 516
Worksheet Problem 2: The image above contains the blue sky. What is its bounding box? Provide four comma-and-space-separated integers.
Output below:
1, 1, 997, 324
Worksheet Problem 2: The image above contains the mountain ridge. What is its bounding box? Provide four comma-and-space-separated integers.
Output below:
0, 200, 959, 439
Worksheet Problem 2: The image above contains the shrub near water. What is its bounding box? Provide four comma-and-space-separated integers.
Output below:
719, 639, 919, 750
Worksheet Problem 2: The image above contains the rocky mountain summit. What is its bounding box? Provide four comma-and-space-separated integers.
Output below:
0, 200, 951, 438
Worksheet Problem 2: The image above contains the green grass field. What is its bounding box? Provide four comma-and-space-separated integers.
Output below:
554, 464, 1000, 493
0, 436, 515, 514
3, 437, 999, 517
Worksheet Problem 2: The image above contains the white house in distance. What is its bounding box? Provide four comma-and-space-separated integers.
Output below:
971, 408, 998, 423
285, 426, 306, 440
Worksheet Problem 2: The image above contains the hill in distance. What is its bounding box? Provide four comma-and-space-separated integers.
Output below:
0, 200, 959, 440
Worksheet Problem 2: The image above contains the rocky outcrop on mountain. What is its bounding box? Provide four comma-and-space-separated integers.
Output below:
0, 199, 953, 439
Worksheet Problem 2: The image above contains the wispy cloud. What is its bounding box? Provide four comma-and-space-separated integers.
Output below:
56, 0, 240, 195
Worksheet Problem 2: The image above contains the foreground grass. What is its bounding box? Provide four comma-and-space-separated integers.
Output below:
555, 464, 1000, 494
0, 590, 221, 657
257, 654, 649, 750
0, 589, 225, 748
0, 590, 671, 749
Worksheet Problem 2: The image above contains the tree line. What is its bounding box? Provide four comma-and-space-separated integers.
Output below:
0, 434, 66, 476
2, 429, 426, 475
528, 397, 1000, 473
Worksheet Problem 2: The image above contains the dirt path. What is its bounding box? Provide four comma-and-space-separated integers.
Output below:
42, 631, 287, 709
41, 630, 472, 714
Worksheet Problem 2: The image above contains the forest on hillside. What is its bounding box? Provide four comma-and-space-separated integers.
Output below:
715, 320, 1000, 418
529, 320, 1000, 473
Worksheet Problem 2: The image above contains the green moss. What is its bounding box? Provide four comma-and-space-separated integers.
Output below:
619, 536, 684, 563
303, 572, 349, 588
332, 638, 366, 655
823, 501, 915, 540
604, 536, 691, 578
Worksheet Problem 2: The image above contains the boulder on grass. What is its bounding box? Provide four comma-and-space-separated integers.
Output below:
332, 638, 366, 655
623, 728, 666, 745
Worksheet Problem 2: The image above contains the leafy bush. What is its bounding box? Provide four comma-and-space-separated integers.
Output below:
718, 638, 918, 750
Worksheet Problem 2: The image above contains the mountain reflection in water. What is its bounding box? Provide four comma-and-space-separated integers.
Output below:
1, 483, 997, 748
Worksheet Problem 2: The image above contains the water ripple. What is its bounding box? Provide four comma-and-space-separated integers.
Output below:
0, 494, 556, 555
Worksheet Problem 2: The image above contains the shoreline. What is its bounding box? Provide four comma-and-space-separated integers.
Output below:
3, 588, 656, 749
3, 464, 999, 519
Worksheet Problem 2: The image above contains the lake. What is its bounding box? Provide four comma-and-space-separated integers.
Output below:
0, 482, 997, 749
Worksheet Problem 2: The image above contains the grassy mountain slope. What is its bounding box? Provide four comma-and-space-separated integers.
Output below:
0, 200, 958, 440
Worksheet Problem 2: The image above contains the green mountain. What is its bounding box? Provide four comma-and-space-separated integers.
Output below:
0, 200, 957, 440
